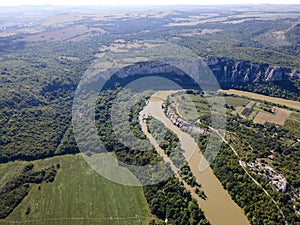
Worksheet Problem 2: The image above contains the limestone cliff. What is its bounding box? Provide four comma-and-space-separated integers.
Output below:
205, 57, 300, 83
94, 57, 300, 86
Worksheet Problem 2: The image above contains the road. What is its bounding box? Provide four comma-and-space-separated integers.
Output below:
200, 121, 288, 225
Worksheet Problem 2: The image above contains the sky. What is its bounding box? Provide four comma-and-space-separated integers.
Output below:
0, 0, 299, 6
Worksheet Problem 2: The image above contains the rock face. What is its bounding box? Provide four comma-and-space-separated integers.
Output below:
93, 57, 300, 86
204, 57, 300, 84
265, 67, 283, 81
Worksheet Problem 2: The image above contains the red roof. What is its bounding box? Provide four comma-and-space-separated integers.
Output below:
268, 154, 275, 160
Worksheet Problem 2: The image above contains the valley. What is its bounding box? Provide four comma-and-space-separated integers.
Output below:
0, 4, 299, 225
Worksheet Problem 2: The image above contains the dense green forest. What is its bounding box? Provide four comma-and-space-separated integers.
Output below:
0, 41, 97, 162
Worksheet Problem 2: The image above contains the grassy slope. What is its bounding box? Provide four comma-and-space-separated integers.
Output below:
0, 154, 152, 225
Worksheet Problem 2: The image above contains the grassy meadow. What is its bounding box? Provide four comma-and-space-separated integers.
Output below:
0, 154, 152, 225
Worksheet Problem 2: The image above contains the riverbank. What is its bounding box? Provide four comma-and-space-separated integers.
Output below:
140, 91, 250, 225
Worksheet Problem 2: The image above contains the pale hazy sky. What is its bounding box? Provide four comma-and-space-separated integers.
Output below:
1, 0, 299, 6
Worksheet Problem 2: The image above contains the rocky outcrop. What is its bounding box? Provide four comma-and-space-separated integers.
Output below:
166, 104, 208, 135
265, 67, 283, 81
114, 61, 186, 79
90, 57, 300, 87
204, 57, 300, 84
247, 161, 288, 193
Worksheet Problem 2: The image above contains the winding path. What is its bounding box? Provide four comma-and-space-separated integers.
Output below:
204, 123, 288, 225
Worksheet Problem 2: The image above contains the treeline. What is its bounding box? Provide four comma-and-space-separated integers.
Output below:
95, 89, 161, 168
145, 177, 209, 225
0, 163, 59, 219
147, 117, 200, 188
229, 79, 300, 101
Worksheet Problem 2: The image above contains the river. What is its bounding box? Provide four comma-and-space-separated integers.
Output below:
139, 90, 250, 225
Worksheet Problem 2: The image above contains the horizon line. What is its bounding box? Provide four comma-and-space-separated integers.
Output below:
1, 3, 300, 7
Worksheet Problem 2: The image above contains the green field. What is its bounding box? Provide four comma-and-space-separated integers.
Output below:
223, 96, 250, 108
168, 92, 210, 122
0, 154, 152, 225
169, 92, 251, 122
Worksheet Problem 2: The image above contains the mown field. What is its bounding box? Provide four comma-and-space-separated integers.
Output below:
221, 89, 300, 111
0, 154, 152, 225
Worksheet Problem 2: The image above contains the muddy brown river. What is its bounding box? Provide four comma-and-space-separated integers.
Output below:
140, 91, 250, 225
